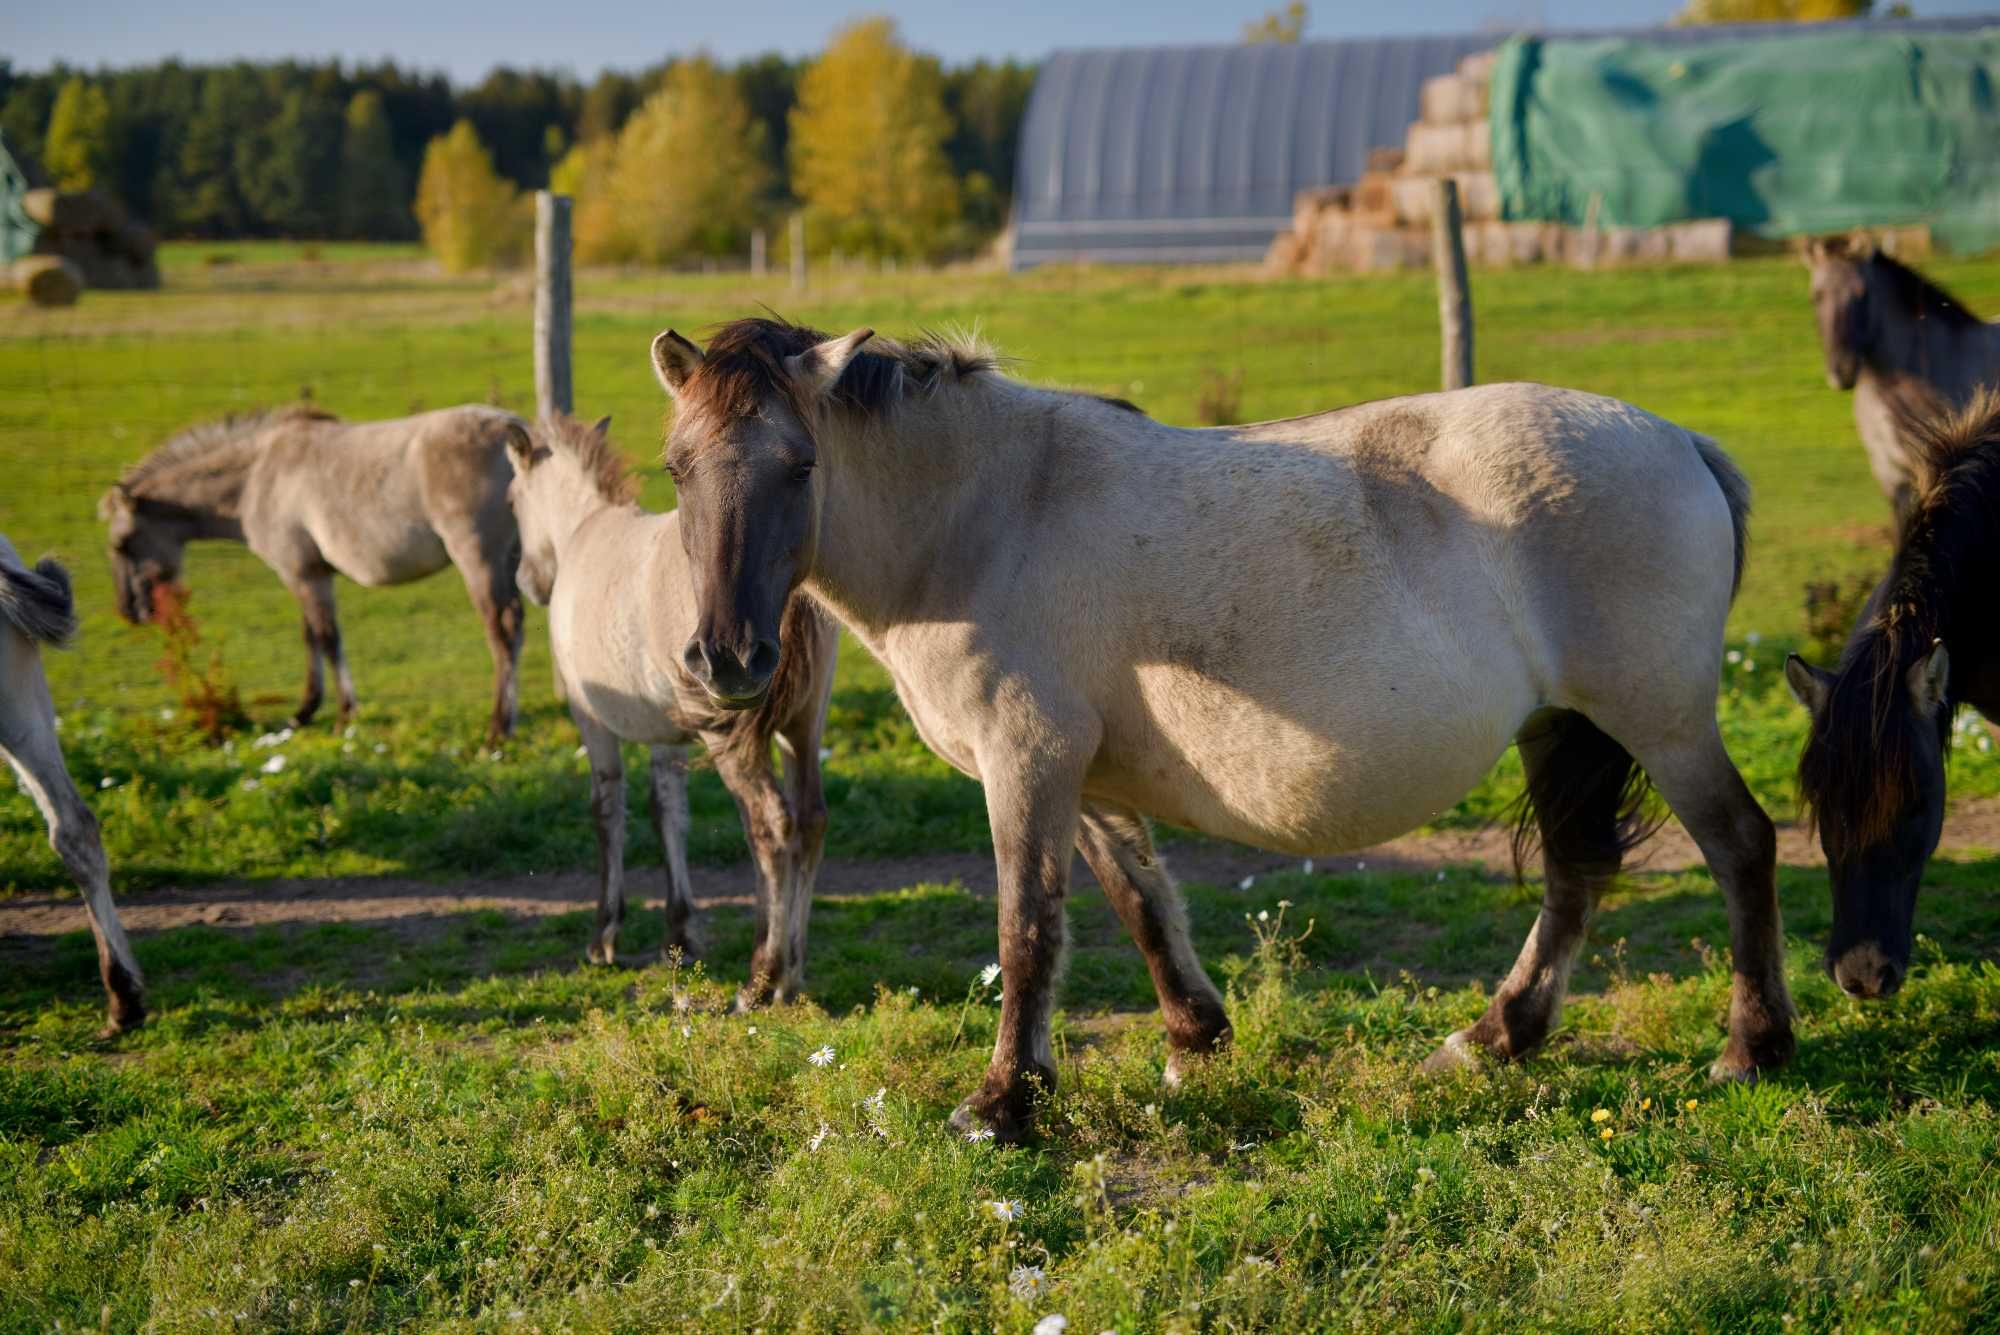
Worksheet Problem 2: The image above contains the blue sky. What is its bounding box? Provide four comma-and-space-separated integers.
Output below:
10, 1, 1993, 84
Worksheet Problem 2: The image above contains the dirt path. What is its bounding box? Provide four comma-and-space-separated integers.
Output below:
6, 801, 1999, 945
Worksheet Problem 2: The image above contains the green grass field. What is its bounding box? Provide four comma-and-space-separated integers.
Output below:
4, 246, 2000, 1329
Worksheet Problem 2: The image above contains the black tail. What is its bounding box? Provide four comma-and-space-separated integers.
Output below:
1509, 710, 1664, 882
0, 555, 78, 647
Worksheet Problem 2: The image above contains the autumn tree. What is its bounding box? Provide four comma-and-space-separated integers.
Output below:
1244, 3, 1308, 43
1674, 0, 1869, 22
413, 119, 523, 271
41, 77, 113, 191
789, 19, 959, 260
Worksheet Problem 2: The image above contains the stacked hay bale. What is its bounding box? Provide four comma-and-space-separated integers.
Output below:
19, 188, 160, 290
1267, 50, 1732, 274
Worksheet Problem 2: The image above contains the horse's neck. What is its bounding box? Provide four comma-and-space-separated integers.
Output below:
136, 444, 257, 540
806, 380, 1078, 638
1871, 303, 1994, 393
544, 464, 616, 560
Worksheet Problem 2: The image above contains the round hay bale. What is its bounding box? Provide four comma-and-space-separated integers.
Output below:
14, 255, 84, 307
20, 188, 121, 234
112, 219, 158, 263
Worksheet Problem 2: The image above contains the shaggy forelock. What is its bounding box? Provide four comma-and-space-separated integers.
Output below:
539, 414, 637, 505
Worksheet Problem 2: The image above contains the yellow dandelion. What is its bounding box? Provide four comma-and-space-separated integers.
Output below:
1640, 1098, 1652, 1112
1684, 1098, 1699, 1112
1600, 1128, 1615, 1141
1590, 1108, 1612, 1123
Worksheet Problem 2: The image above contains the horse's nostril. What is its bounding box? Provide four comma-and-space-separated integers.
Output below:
747, 638, 779, 680
1879, 962, 1905, 995
682, 639, 711, 681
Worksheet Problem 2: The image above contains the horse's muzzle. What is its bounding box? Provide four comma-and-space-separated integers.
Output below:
1828, 942, 1904, 999
683, 634, 778, 709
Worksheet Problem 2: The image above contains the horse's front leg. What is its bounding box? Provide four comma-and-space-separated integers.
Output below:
712, 743, 801, 1008
950, 733, 1091, 1145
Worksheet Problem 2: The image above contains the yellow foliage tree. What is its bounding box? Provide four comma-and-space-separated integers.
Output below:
790, 18, 960, 260
413, 120, 524, 273
42, 78, 113, 193
1674, 0, 1869, 23
1244, 3, 1309, 43
568, 57, 769, 265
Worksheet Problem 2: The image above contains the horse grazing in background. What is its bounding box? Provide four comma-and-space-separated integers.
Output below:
0, 535, 144, 1034
100, 404, 527, 741
1807, 236, 2000, 520
652, 317, 1789, 1142
506, 415, 838, 1000
1786, 386, 2000, 1001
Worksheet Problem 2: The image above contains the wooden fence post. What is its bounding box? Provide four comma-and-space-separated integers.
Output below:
790, 213, 806, 293
1430, 179, 1474, 390
534, 191, 573, 419
751, 227, 767, 277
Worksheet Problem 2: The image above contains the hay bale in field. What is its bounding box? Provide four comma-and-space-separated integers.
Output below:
21, 187, 124, 236
1667, 219, 1733, 263
1389, 173, 1500, 225
1458, 50, 1498, 86
1420, 74, 1487, 126
1366, 145, 1407, 175
13, 254, 83, 306
1405, 122, 1486, 175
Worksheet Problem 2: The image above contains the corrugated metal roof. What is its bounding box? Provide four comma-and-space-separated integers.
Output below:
1009, 16, 2000, 269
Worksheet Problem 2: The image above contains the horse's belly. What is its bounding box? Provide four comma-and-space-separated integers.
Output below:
1095, 662, 1529, 854
321, 526, 451, 588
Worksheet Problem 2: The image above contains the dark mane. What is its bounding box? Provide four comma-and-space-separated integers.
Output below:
675, 317, 1000, 435
1865, 251, 1985, 332
122, 402, 338, 493
540, 414, 637, 505
1798, 388, 2000, 861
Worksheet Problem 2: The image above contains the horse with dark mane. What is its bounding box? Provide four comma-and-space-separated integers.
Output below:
1787, 386, 2000, 999
653, 315, 1791, 1142
1807, 236, 2000, 519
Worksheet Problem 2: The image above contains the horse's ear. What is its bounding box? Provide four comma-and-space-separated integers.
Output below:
651, 331, 704, 397
1908, 639, 1949, 717
786, 328, 874, 399
1785, 653, 1833, 714
592, 415, 612, 440
97, 484, 131, 522
1847, 229, 1878, 261
504, 421, 534, 472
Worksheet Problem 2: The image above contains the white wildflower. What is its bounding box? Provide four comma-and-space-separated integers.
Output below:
1033, 1316, 1069, 1335
1301, 858, 1314, 875
979, 962, 1002, 987
1008, 1264, 1048, 1299
1726, 650, 1742, 664
240, 779, 261, 791
1239, 875, 1256, 891
808, 1045, 836, 1068
253, 728, 293, 749
1257, 909, 1269, 922
965, 1125, 996, 1143
808, 1123, 835, 1151
863, 1087, 887, 1109
261, 754, 287, 774
988, 1198, 1022, 1221
99, 776, 115, 789
373, 743, 387, 754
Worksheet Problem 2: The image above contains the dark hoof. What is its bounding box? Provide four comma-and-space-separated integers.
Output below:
585, 942, 618, 967
98, 1000, 145, 1039
949, 1096, 1030, 1147
1709, 1029, 1795, 1084
1420, 1028, 1486, 1076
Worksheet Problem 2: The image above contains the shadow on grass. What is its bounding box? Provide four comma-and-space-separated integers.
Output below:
11, 855, 1998, 1041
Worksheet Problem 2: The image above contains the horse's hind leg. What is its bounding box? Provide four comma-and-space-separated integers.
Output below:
1424, 709, 1629, 1072
1628, 725, 1792, 1082
646, 744, 698, 961
285, 572, 340, 728
1076, 801, 1230, 1082
445, 537, 524, 743
575, 713, 628, 966
1, 667, 144, 1034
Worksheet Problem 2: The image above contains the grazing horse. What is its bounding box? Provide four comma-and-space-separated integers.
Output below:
0, 536, 143, 1034
505, 415, 838, 1000
1786, 387, 2000, 1000
1806, 236, 2000, 520
100, 404, 527, 740
649, 317, 1789, 1142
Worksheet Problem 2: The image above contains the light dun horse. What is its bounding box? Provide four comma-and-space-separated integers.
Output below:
1786, 387, 2000, 1000
506, 416, 838, 1001
652, 318, 1789, 1141
101, 404, 527, 740
1807, 236, 2000, 519
0, 536, 143, 1034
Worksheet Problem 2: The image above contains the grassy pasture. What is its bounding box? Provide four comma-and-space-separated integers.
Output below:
2, 247, 2000, 1329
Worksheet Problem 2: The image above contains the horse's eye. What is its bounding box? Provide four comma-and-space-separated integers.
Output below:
791, 462, 815, 484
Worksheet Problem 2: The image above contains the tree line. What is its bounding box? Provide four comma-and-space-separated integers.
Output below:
0, 20, 1034, 262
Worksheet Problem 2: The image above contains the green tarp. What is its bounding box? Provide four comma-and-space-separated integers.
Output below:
1490, 28, 2000, 253
0, 132, 36, 265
